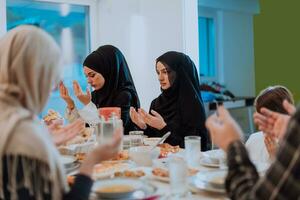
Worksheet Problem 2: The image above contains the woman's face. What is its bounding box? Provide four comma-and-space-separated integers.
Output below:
83, 66, 105, 90
156, 61, 176, 90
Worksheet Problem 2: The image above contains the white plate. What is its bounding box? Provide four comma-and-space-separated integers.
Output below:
199, 157, 220, 168
60, 155, 76, 165
93, 161, 133, 179
112, 167, 152, 179
195, 170, 226, 187
93, 178, 143, 199
65, 162, 80, 175
189, 176, 226, 194
91, 179, 157, 200
151, 174, 170, 183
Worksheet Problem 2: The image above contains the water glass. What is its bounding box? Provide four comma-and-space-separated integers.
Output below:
185, 136, 201, 168
129, 131, 144, 147
95, 118, 123, 150
168, 156, 188, 197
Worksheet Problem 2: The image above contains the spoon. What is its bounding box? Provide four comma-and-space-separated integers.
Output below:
150, 131, 171, 150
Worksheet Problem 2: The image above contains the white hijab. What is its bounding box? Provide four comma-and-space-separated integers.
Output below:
0, 25, 67, 199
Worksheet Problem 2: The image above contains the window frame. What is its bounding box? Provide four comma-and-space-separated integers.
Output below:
1, 0, 98, 50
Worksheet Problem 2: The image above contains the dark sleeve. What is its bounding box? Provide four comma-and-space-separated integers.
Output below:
2, 155, 93, 200
113, 91, 133, 134
64, 174, 93, 200
143, 100, 183, 147
225, 113, 300, 200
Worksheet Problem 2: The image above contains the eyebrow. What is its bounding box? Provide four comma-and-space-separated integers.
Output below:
87, 72, 95, 76
157, 68, 167, 72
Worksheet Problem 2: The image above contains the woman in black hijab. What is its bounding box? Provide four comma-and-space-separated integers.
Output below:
60, 45, 140, 134
130, 51, 208, 150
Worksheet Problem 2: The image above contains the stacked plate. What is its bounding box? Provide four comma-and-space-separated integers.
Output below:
189, 170, 227, 194
60, 155, 80, 174
200, 149, 226, 168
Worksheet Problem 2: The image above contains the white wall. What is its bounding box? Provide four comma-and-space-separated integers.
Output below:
97, 0, 198, 109
218, 11, 256, 96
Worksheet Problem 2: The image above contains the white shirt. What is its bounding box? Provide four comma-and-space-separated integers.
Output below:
245, 131, 272, 164
65, 102, 100, 125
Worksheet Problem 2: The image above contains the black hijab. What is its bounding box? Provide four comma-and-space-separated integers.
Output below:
154, 51, 207, 136
83, 45, 140, 109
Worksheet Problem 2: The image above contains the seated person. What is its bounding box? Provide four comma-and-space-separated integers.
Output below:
246, 85, 294, 163
206, 99, 299, 199
130, 51, 208, 150
0, 25, 121, 200
59, 45, 140, 134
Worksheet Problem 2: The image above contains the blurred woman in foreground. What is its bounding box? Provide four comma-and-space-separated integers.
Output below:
0, 25, 121, 200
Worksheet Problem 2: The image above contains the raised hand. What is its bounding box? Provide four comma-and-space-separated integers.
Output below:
48, 119, 85, 146
253, 108, 290, 139
73, 80, 91, 105
253, 100, 295, 139
59, 81, 75, 110
130, 107, 147, 129
79, 128, 122, 176
139, 108, 166, 130
205, 106, 243, 151
264, 134, 277, 160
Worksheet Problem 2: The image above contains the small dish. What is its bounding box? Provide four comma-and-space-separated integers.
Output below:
143, 137, 161, 146
93, 178, 143, 199
129, 146, 160, 166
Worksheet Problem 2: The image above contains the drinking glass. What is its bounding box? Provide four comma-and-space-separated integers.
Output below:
184, 136, 201, 168
129, 131, 144, 147
95, 118, 123, 150
168, 156, 188, 197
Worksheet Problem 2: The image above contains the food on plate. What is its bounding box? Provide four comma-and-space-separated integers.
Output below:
152, 167, 198, 178
43, 109, 63, 125
158, 143, 180, 158
114, 170, 145, 178
75, 153, 86, 162
93, 161, 129, 175
152, 168, 168, 177
65, 128, 93, 145
112, 151, 129, 161
96, 185, 134, 193
81, 127, 93, 138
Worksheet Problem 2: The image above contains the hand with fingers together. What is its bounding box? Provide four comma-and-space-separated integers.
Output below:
205, 105, 243, 151
264, 134, 277, 160
139, 108, 166, 130
73, 80, 91, 105
253, 99, 295, 139
48, 119, 85, 146
130, 107, 147, 129
59, 81, 75, 110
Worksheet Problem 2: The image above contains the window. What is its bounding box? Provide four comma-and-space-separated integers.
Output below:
6, 0, 91, 117
198, 16, 216, 80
